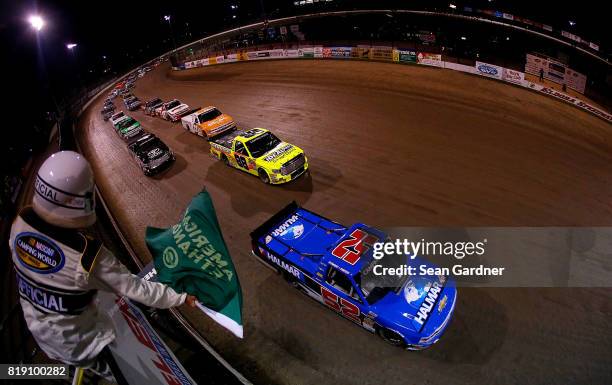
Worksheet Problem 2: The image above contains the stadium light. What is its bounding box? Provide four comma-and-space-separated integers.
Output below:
163, 15, 177, 52
28, 15, 44, 31
449, 4, 457, 9
66, 43, 77, 50
460, 36, 467, 40
568, 20, 576, 26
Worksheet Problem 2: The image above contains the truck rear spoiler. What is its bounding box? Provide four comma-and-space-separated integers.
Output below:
250, 201, 299, 241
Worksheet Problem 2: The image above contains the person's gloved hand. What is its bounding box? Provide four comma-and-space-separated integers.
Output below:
185, 295, 198, 307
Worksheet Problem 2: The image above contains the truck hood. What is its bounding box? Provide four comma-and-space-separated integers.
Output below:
141, 147, 169, 162
168, 104, 188, 114
372, 258, 456, 335
257, 142, 303, 167
199, 114, 234, 133
120, 123, 141, 134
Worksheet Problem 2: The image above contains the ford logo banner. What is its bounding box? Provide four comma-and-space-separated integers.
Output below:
478, 64, 499, 75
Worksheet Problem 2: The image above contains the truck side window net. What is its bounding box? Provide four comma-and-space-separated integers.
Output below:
326, 267, 360, 301
234, 142, 248, 156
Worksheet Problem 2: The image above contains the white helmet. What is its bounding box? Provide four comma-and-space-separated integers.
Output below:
32, 151, 96, 228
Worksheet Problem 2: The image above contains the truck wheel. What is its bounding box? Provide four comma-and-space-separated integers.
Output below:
377, 328, 406, 347
221, 155, 230, 166
258, 169, 270, 184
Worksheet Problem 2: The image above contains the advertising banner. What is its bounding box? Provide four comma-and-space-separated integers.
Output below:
208, 57, 217, 65
322, 47, 332, 58
246, 49, 284, 61
284, 49, 299, 58
417, 52, 443, 67
525, 53, 545, 76
543, 24, 553, 31
370, 46, 393, 61
589, 42, 600, 51
269, 49, 284, 58
475, 61, 503, 79
502, 68, 525, 85
247, 51, 268, 60
314, 46, 323, 58
225, 53, 238, 63
394, 49, 417, 64
537, 88, 612, 122
280, 26, 287, 35
238, 52, 249, 61
298, 47, 314, 58
329, 47, 352, 58
502, 13, 514, 20
565, 68, 587, 94
184, 61, 194, 69
352, 46, 370, 60
99, 293, 196, 385
215, 56, 224, 64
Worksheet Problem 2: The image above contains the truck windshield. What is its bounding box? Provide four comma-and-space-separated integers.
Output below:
246, 132, 281, 158
166, 100, 180, 109
119, 118, 136, 128
198, 108, 222, 122
359, 254, 409, 304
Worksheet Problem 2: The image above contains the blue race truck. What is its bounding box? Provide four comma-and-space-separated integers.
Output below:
250, 203, 457, 349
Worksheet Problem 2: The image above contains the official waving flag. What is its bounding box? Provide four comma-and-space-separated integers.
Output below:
145, 190, 243, 338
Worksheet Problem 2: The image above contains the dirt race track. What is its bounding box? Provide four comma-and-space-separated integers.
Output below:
77, 60, 612, 385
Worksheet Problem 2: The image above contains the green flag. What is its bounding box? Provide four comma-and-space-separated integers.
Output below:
145, 190, 243, 338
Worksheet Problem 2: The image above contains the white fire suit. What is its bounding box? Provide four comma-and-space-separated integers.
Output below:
9, 207, 186, 366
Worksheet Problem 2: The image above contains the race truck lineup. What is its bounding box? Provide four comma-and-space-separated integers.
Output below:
103, 73, 309, 185
100, 63, 457, 350
250, 202, 457, 349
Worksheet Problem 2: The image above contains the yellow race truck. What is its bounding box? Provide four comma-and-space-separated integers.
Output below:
209, 128, 308, 184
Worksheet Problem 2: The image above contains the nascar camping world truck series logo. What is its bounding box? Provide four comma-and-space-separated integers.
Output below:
14, 232, 65, 274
